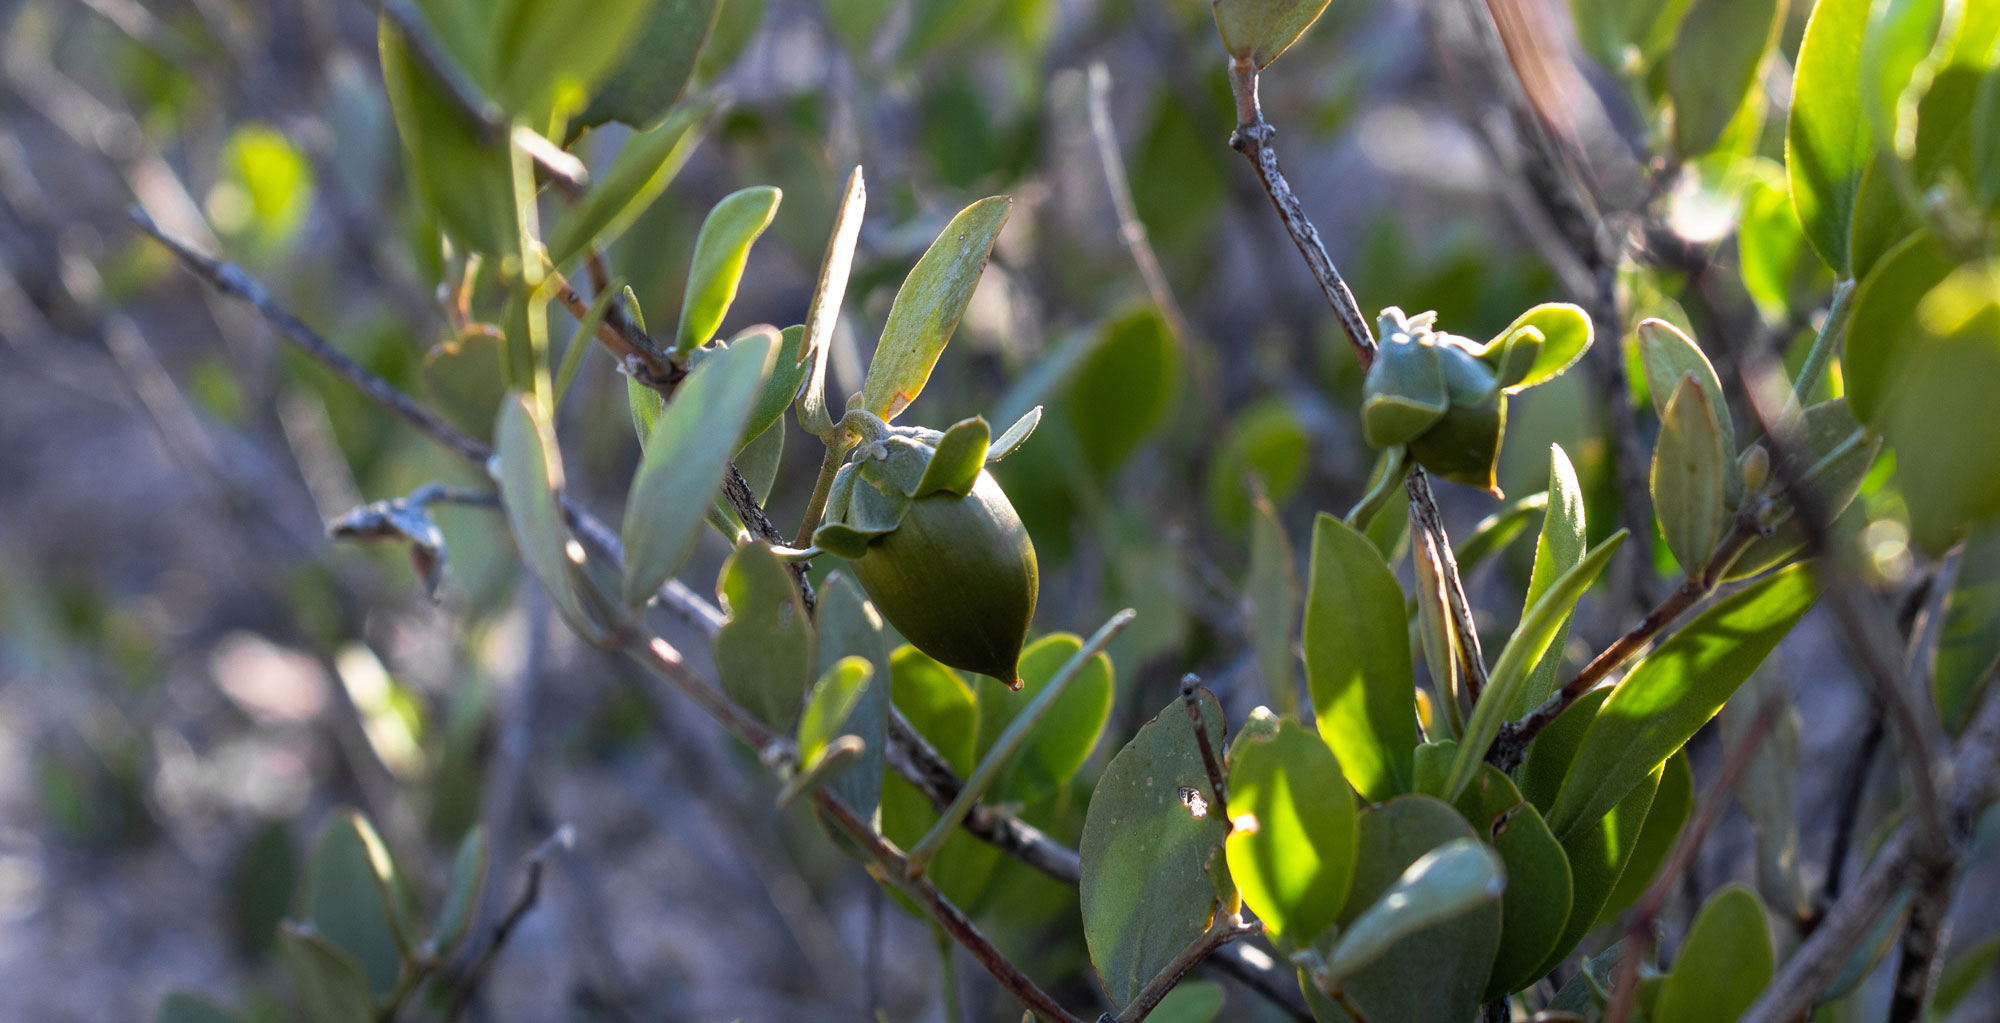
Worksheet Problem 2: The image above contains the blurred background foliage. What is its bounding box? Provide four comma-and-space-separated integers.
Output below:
0, 0, 1992, 1020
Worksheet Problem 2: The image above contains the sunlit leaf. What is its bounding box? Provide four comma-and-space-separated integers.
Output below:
674, 186, 782, 354
546, 102, 706, 267
1224, 710, 1357, 948
1211, 0, 1333, 70
1652, 375, 1731, 575
1788, 0, 1873, 273
1508, 446, 1585, 719
860, 196, 1012, 421
1303, 513, 1415, 802
577, 0, 719, 129
1668, 0, 1781, 157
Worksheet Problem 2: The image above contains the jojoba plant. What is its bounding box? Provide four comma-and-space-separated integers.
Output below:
108, 0, 2000, 1021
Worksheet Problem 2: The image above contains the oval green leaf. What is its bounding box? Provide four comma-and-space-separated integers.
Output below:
1655, 885, 1775, 1023
714, 541, 815, 729
547, 102, 707, 268
1224, 709, 1358, 948
1080, 688, 1230, 1009
1653, 374, 1731, 576
1788, 0, 1874, 273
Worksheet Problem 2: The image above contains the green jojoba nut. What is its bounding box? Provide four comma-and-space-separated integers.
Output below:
814, 413, 1040, 685
1362, 323, 1449, 448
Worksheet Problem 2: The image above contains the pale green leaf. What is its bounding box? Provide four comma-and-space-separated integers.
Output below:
1788, 0, 1874, 273
860, 196, 1012, 421
547, 102, 706, 267
577, 0, 719, 129
620, 331, 775, 605
1211, 0, 1333, 69
1324, 838, 1504, 984
277, 925, 375, 1023
714, 541, 815, 729
1669, 0, 1782, 157
1509, 446, 1586, 718
1652, 375, 1731, 576
1247, 494, 1302, 716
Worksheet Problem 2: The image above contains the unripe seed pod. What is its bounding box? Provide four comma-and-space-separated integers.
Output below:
851, 469, 1037, 685
815, 413, 1040, 685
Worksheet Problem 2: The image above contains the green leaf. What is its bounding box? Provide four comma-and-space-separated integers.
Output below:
860, 196, 1012, 421
1669, 0, 1782, 157
1080, 688, 1230, 1009
1976, 60, 2000, 215
799, 656, 873, 768
495, 393, 594, 631
879, 646, 1000, 910
1211, 0, 1333, 69
987, 406, 1042, 463
1788, 0, 1874, 273
1548, 768, 1664, 981
1433, 752, 1573, 999
1739, 164, 1808, 323
1312, 796, 1500, 1023
1846, 232, 1956, 423
1452, 490, 1548, 577
492, 0, 653, 119
230, 819, 296, 955
713, 541, 815, 729
1509, 446, 1586, 718
421, 330, 508, 440
916, 417, 991, 497
1248, 494, 1302, 715
1485, 303, 1594, 391
674, 186, 782, 354
1303, 513, 1415, 802
1652, 375, 1731, 575
620, 330, 775, 605
814, 573, 890, 828
1936, 932, 2000, 1016
430, 827, 487, 958
1067, 306, 1180, 477
1548, 563, 1820, 839
1876, 263, 2000, 553
577, 0, 719, 129
1446, 528, 1625, 800
1636, 318, 1733, 444
1570, 0, 1695, 74
1206, 398, 1310, 531
1324, 837, 1504, 985
378, 17, 513, 256
983, 632, 1114, 803
546, 102, 706, 268
696, 323, 808, 444
301, 812, 404, 997
1937, 522, 2000, 733
1148, 980, 1225, 1023
1224, 710, 1358, 947
156, 993, 237, 1023
799, 168, 867, 437
1655, 885, 1774, 1023
1596, 749, 1694, 927
277, 925, 375, 1023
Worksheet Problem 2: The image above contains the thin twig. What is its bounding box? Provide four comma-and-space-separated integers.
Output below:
1811, 710, 1883, 926
449, 824, 577, 1020
721, 461, 816, 614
